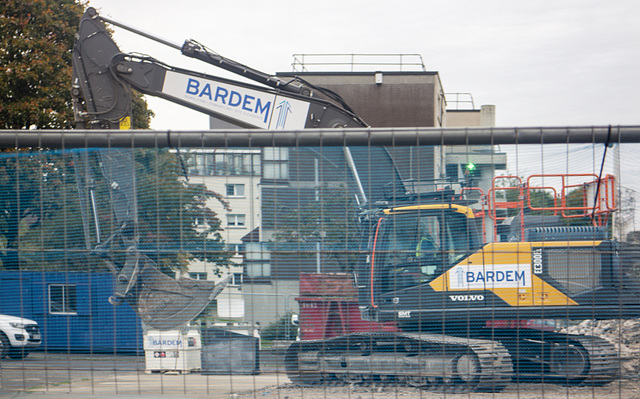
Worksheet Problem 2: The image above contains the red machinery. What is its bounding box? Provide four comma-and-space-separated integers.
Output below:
297, 273, 397, 340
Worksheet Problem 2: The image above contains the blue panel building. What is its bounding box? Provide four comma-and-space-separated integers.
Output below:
0, 271, 143, 353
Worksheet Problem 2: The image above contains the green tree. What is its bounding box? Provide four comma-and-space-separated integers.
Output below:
131, 91, 155, 129
0, 0, 85, 128
4, 148, 231, 274
0, 0, 153, 129
0, 1, 227, 275
496, 177, 556, 217
495, 176, 601, 226
0, 151, 70, 270
563, 185, 606, 226
134, 149, 230, 274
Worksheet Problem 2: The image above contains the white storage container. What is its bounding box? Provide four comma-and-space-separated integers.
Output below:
144, 328, 202, 373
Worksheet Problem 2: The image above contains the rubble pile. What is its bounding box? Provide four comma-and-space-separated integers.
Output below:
560, 319, 640, 377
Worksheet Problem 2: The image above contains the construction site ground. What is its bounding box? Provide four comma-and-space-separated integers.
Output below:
1, 348, 639, 399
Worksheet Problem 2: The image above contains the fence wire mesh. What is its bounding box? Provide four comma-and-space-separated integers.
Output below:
1, 127, 640, 398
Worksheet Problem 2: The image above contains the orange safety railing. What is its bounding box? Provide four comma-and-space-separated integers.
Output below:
485, 174, 616, 242
526, 174, 616, 221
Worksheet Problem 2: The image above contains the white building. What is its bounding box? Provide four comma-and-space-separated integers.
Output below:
179, 148, 262, 323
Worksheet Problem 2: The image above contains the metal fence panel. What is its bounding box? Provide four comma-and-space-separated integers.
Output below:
1, 127, 640, 398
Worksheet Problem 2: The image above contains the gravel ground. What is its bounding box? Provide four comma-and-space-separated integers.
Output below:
237, 380, 640, 399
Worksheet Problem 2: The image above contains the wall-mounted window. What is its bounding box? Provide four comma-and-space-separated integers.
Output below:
226, 243, 245, 256
445, 163, 459, 180
230, 273, 243, 286
49, 284, 77, 315
227, 214, 246, 228
245, 262, 271, 278
186, 153, 215, 176
244, 242, 271, 278
226, 183, 245, 197
185, 150, 261, 176
263, 148, 289, 179
214, 151, 261, 176
188, 272, 208, 280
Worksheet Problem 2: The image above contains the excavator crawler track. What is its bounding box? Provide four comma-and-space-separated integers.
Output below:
285, 332, 513, 393
556, 334, 619, 385
486, 329, 619, 386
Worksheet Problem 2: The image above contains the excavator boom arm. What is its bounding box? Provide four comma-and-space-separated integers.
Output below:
72, 7, 365, 130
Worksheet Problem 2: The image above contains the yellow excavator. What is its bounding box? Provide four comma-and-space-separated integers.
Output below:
285, 174, 640, 392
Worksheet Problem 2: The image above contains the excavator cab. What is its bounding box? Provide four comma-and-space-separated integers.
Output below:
369, 205, 481, 295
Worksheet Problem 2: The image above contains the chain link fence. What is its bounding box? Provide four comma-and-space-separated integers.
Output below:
1, 126, 640, 398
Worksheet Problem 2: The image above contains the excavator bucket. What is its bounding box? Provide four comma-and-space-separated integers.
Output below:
70, 134, 228, 330
72, 147, 229, 331
124, 253, 228, 330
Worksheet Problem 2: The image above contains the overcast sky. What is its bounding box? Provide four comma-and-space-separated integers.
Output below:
86, 0, 640, 130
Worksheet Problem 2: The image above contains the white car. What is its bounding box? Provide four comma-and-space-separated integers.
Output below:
0, 314, 41, 359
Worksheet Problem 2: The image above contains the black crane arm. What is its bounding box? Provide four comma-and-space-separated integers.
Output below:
72, 7, 367, 130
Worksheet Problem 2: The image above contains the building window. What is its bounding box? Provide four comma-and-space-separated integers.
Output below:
246, 263, 271, 278
226, 243, 245, 256
186, 153, 215, 176
226, 183, 245, 197
445, 164, 459, 180
227, 214, 246, 227
185, 150, 261, 176
188, 272, 208, 280
49, 284, 77, 315
230, 273, 243, 286
263, 148, 289, 179
215, 152, 261, 176
244, 242, 271, 278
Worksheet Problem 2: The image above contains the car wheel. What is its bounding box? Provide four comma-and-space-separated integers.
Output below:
0, 333, 9, 359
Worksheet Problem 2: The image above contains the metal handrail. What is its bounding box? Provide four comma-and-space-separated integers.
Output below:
291, 53, 426, 72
